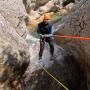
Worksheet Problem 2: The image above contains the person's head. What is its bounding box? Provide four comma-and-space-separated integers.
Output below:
43, 13, 51, 24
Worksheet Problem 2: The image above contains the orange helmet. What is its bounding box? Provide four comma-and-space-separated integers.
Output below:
44, 13, 51, 20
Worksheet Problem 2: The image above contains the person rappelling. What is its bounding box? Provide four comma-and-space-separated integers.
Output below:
36, 13, 55, 60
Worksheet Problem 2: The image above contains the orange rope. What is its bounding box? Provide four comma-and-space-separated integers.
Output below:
53, 35, 90, 41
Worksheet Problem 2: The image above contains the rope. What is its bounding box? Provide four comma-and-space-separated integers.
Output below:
39, 63, 69, 90
53, 35, 90, 40
37, 34, 90, 90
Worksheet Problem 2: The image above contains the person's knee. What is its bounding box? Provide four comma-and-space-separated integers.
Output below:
49, 42, 54, 47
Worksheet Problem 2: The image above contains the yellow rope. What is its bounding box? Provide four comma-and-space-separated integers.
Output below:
39, 63, 69, 90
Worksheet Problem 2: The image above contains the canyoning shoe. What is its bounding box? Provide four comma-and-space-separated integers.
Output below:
50, 56, 55, 61
39, 57, 42, 60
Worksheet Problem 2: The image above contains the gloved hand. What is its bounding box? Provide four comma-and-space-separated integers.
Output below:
40, 34, 44, 38
43, 34, 49, 37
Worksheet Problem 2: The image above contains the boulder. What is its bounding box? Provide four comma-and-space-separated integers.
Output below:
62, 0, 75, 7
0, 0, 28, 38
0, 13, 30, 90
0, 0, 30, 89
24, 44, 87, 90
55, 0, 90, 89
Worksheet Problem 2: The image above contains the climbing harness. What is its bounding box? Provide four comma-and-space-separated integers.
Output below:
39, 63, 69, 90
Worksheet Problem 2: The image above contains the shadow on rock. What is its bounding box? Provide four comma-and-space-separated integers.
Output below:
24, 45, 87, 90
0, 46, 30, 90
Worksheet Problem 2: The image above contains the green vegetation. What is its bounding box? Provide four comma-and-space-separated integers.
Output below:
51, 12, 63, 23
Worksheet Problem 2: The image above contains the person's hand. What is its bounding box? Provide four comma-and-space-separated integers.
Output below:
43, 34, 48, 37
40, 34, 44, 38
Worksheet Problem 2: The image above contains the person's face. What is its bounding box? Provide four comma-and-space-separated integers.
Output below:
44, 19, 50, 24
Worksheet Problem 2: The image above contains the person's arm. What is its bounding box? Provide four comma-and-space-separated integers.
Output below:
36, 25, 40, 34
36, 25, 44, 38
48, 25, 54, 36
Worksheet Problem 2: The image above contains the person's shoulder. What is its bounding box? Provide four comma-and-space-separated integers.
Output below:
51, 21, 54, 25
50, 22, 54, 27
38, 21, 44, 26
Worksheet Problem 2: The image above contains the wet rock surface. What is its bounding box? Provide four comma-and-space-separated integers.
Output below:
0, 0, 28, 38
0, 14, 30, 90
0, 0, 30, 90
55, 0, 90, 89
0, 0, 89, 90
23, 41, 87, 90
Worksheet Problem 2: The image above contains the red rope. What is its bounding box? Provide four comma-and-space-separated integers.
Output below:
53, 35, 90, 41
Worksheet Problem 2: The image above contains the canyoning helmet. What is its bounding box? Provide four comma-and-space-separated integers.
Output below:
44, 13, 51, 20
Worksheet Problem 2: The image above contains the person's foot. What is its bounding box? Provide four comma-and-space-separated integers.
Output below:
39, 57, 42, 60
38, 57, 42, 64
50, 56, 55, 61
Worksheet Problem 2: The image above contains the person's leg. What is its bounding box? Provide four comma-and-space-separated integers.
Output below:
48, 39, 54, 57
39, 39, 45, 59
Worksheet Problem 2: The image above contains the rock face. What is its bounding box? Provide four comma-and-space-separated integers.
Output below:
0, 0, 89, 90
23, 0, 57, 13
22, 0, 77, 32
62, 0, 75, 6
0, 13, 30, 90
55, 0, 90, 89
22, 0, 88, 89
0, 0, 28, 38
24, 44, 87, 90
22, 0, 89, 89
23, 0, 77, 15
23, 0, 63, 16
0, 0, 30, 90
